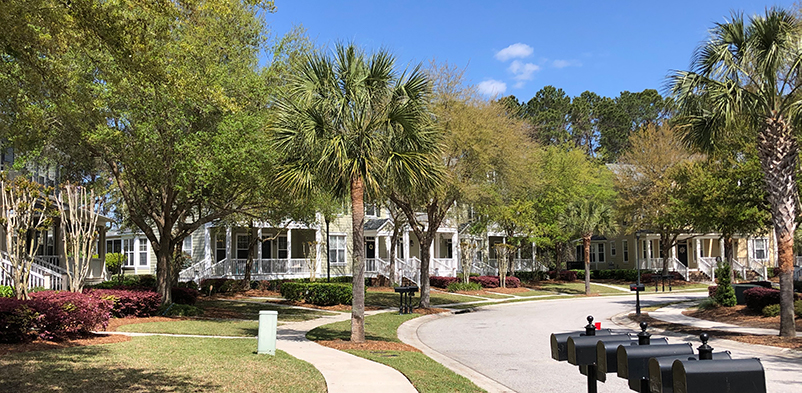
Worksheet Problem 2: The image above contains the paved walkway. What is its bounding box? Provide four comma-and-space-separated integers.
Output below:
647, 301, 802, 336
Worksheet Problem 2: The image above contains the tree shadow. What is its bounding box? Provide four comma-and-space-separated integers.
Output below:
0, 345, 219, 393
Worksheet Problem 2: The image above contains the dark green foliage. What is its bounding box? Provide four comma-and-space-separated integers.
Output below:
513, 271, 548, 283
570, 269, 640, 281
171, 287, 200, 305
762, 304, 780, 317
714, 261, 737, 307
446, 282, 482, 292
280, 282, 352, 306
160, 303, 204, 317
176, 281, 199, 290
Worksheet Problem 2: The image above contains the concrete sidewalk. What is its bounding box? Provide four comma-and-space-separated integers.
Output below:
277, 310, 418, 393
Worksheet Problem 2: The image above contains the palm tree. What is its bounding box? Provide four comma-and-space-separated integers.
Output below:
560, 200, 616, 295
670, 8, 801, 336
272, 43, 440, 343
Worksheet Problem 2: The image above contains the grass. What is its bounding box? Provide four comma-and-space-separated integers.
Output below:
365, 290, 482, 308
538, 282, 628, 295
509, 289, 555, 297
117, 320, 260, 336
307, 312, 485, 393
199, 300, 334, 321
0, 336, 326, 393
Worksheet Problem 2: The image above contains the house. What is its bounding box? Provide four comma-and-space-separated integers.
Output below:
0, 159, 112, 291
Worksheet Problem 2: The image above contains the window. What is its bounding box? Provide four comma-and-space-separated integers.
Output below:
329, 235, 346, 265
753, 238, 768, 260
597, 243, 605, 263
445, 239, 453, 259
216, 232, 226, 262
182, 237, 192, 256
610, 241, 616, 257
623, 240, 629, 262
139, 240, 148, 266
107, 239, 122, 254
365, 204, 376, 217
642, 240, 649, 258
123, 238, 134, 266
237, 235, 250, 259
278, 236, 288, 259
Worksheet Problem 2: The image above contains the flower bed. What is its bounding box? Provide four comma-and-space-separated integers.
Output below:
0, 291, 112, 343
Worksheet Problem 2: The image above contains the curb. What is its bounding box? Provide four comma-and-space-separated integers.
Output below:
398, 312, 517, 393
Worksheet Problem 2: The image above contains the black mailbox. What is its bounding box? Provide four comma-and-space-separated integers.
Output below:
617, 343, 694, 391
672, 358, 765, 393
631, 283, 645, 291
568, 334, 635, 366
648, 352, 731, 393
596, 337, 668, 382
550, 329, 611, 361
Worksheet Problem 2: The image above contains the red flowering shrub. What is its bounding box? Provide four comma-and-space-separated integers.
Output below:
558, 270, 578, 282
429, 276, 459, 288
84, 289, 161, 317
504, 276, 521, 288
28, 291, 112, 341
470, 276, 499, 288
171, 287, 200, 305
0, 298, 41, 343
744, 287, 781, 312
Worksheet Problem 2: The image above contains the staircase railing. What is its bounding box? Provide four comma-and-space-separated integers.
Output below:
1, 253, 65, 290
746, 259, 768, 281
431, 258, 456, 277
638, 257, 688, 280
698, 257, 717, 282
396, 257, 420, 286
731, 258, 748, 281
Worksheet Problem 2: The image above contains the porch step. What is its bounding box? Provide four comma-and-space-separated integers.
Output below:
687, 270, 711, 282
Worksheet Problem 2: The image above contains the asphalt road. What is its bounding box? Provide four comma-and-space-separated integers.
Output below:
416, 292, 802, 393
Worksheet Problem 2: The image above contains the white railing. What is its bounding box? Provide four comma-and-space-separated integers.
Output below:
698, 257, 717, 282
747, 259, 768, 281
794, 266, 802, 281
178, 259, 211, 282
432, 258, 456, 277
796, 256, 802, 267
1, 254, 65, 290
732, 258, 748, 280
460, 259, 497, 276
638, 257, 687, 280
189, 257, 312, 282
396, 257, 420, 286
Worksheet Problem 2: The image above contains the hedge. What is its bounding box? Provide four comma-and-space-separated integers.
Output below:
513, 271, 549, 282
640, 272, 684, 283
84, 289, 162, 318
430, 276, 460, 289
447, 282, 482, 292
467, 275, 520, 288
279, 282, 352, 306
171, 287, 200, 305
743, 287, 802, 312
1, 291, 113, 343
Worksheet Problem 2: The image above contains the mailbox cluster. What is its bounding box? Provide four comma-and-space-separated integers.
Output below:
549, 316, 767, 393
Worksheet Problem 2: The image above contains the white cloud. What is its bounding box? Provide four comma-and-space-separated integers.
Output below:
552, 59, 581, 68
509, 60, 540, 81
477, 79, 507, 97
495, 43, 534, 61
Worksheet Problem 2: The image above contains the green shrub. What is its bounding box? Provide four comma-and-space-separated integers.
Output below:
160, 303, 204, 317
446, 282, 482, 292
714, 261, 736, 307
698, 297, 718, 310
762, 304, 780, 317
796, 300, 802, 318
280, 282, 307, 302
794, 280, 802, 293
0, 285, 13, 298
305, 283, 352, 306
105, 253, 125, 277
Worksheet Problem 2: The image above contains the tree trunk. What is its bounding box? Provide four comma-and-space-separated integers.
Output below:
660, 234, 670, 276
583, 235, 591, 295
156, 243, 173, 305
419, 238, 432, 307
388, 224, 400, 286
757, 117, 798, 337
350, 176, 366, 343
242, 224, 256, 290
723, 236, 734, 283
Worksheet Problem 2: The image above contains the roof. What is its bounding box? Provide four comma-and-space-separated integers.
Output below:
364, 218, 390, 232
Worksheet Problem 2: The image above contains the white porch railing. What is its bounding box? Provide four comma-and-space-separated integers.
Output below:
732, 258, 748, 280
188, 257, 312, 282
1, 253, 65, 290
396, 257, 420, 286
638, 257, 688, 280
794, 266, 802, 281
698, 257, 717, 282
796, 256, 802, 267
746, 259, 768, 281
431, 258, 456, 277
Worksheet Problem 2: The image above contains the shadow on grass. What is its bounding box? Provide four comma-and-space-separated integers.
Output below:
306, 325, 394, 342
0, 345, 217, 393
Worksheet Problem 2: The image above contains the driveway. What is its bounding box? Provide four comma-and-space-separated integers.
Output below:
415, 293, 802, 393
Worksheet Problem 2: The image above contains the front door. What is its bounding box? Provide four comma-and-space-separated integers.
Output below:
677, 241, 688, 266
365, 238, 376, 259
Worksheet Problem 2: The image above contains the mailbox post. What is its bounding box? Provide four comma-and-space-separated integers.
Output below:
617, 342, 694, 392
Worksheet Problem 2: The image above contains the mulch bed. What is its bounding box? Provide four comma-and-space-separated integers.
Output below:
629, 313, 802, 350
317, 339, 420, 352
684, 305, 802, 331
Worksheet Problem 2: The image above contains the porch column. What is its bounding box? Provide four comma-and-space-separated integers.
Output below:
695, 238, 701, 264
99, 227, 107, 279
403, 231, 410, 262
204, 225, 212, 268
53, 218, 63, 266
719, 238, 725, 260
287, 228, 292, 262
532, 242, 536, 269
772, 229, 779, 266
429, 234, 436, 276
645, 239, 652, 264
225, 227, 232, 261
257, 229, 263, 260
315, 226, 324, 275
452, 231, 459, 273
384, 236, 391, 261
670, 244, 676, 260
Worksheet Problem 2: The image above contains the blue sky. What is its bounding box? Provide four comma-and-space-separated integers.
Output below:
266, 1, 794, 101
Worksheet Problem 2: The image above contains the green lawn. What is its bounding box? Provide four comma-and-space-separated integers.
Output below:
307, 312, 485, 393
538, 282, 626, 295
365, 290, 482, 308
509, 289, 556, 297
117, 319, 260, 337
199, 300, 334, 321
0, 336, 326, 393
